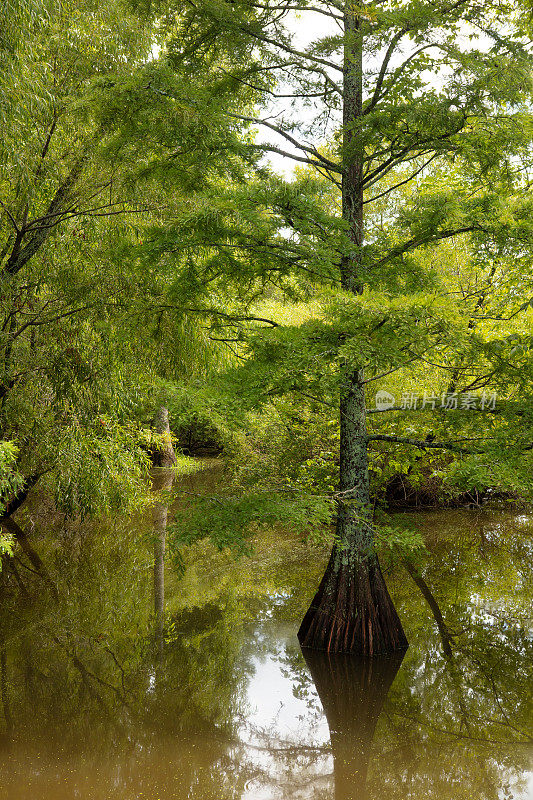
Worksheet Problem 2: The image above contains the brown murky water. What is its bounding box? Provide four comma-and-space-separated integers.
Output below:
0, 462, 532, 799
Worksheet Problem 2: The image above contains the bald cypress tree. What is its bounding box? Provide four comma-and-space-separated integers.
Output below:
150, 0, 533, 653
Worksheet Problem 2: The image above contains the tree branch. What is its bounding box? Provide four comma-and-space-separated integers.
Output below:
229, 112, 342, 173
368, 434, 485, 454
364, 27, 410, 115
364, 155, 439, 205
241, 25, 343, 73
374, 226, 478, 268
0, 201, 20, 234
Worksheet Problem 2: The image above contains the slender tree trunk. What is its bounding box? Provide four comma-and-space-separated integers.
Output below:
298, 5, 407, 655
151, 405, 177, 469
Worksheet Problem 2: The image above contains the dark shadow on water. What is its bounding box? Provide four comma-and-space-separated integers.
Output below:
302, 648, 405, 800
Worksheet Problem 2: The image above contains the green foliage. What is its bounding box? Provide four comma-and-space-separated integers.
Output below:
2, 0, 533, 565
52, 418, 152, 519
228, 402, 338, 494
374, 517, 427, 561
0, 531, 14, 563
0, 440, 23, 510
173, 454, 205, 477
168, 490, 334, 562
0, 440, 23, 564
131, 0, 533, 521
445, 451, 533, 499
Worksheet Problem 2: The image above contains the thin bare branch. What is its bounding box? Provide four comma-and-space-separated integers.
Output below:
364, 155, 439, 204
0, 201, 20, 234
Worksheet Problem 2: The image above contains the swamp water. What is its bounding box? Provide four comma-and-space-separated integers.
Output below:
0, 461, 532, 799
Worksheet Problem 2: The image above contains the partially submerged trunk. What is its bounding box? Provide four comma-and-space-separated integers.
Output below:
298, 6, 407, 655
298, 549, 407, 655
151, 406, 177, 469
298, 368, 407, 654
303, 648, 405, 800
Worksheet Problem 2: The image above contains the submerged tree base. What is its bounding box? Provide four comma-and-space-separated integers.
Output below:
298, 549, 408, 656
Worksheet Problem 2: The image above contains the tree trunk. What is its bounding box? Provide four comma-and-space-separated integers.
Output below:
151, 406, 177, 468
298, 5, 407, 655
298, 549, 407, 655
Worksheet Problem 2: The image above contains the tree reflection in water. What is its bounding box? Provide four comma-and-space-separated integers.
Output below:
0, 482, 531, 800
152, 466, 173, 655
302, 650, 405, 800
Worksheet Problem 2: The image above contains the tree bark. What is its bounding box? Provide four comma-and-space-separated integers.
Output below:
298, 4, 407, 655
3, 148, 90, 277
151, 406, 177, 469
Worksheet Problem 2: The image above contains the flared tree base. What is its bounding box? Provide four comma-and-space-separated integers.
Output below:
298, 549, 408, 655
